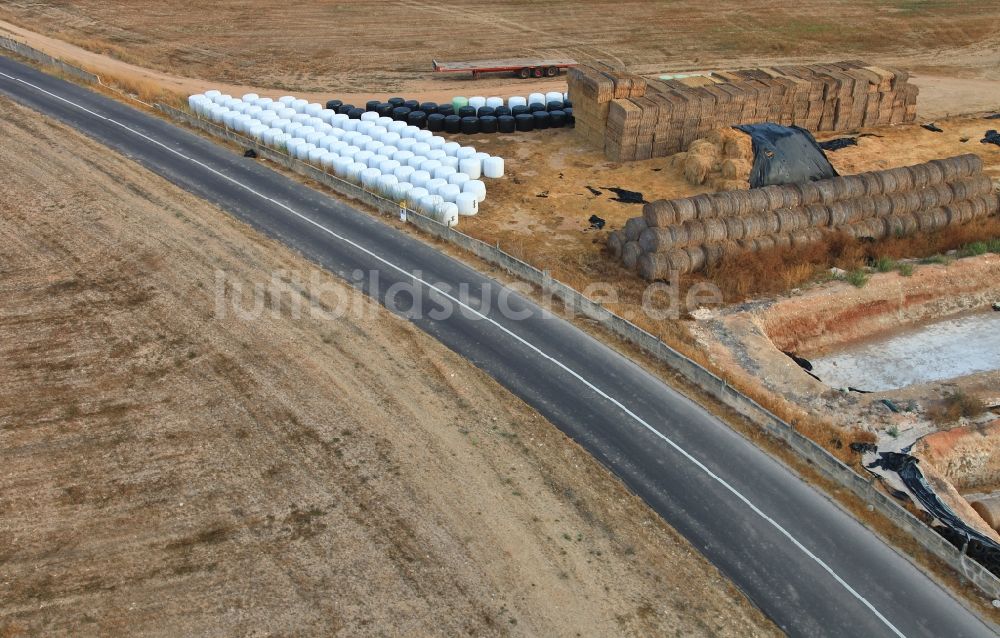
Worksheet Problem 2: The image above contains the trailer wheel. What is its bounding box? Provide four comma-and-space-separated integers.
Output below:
532, 67, 544, 78
546, 66, 558, 77
519, 67, 531, 79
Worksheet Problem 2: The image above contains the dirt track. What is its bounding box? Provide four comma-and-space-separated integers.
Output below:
0, 97, 779, 636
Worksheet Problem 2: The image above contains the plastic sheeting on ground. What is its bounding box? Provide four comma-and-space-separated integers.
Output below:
734, 123, 838, 188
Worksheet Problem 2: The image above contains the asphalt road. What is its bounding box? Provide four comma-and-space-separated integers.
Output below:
1, 55, 994, 637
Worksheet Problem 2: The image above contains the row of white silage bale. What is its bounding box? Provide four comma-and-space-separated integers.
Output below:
188, 90, 506, 227
450, 90, 569, 111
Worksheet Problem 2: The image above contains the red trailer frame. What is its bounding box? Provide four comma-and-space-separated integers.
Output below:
432, 58, 577, 79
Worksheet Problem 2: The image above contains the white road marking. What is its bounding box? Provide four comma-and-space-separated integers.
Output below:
0, 67, 907, 638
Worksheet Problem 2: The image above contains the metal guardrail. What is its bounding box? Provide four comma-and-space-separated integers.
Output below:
0, 35, 98, 84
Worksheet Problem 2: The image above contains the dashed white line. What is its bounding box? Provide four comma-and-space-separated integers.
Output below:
0, 67, 907, 638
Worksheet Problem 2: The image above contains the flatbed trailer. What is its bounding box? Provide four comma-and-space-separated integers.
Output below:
432, 58, 577, 79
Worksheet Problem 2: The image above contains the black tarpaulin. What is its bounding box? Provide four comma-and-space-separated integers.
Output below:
734, 123, 838, 188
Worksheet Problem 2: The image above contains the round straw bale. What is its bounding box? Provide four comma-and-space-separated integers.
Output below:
883, 215, 906, 238
888, 166, 913, 191
673, 198, 698, 222
760, 185, 786, 210
772, 234, 792, 250
840, 175, 866, 199
796, 181, 822, 206
830, 177, 850, 200
689, 138, 718, 155
932, 183, 956, 207
877, 170, 898, 194
816, 179, 838, 204
806, 204, 831, 227
721, 158, 752, 181
942, 204, 965, 225
753, 236, 776, 252
703, 242, 728, 268
862, 196, 887, 219
859, 172, 883, 196
781, 185, 803, 208
622, 241, 642, 270
976, 192, 1000, 217
607, 230, 624, 259
746, 188, 770, 213
930, 157, 959, 182
909, 163, 932, 189
952, 200, 974, 223
624, 216, 648, 242
967, 196, 990, 220
728, 190, 753, 216
790, 227, 823, 247
763, 213, 781, 235
855, 218, 887, 240
710, 192, 736, 217
960, 153, 984, 176
684, 153, 714, 185
665, 248, 693, 274
919, 186, 943, 210
889, 191, 922, 216
638, 252, 672, 281
639, 227, 685, 253
724, 134, 754, 160
916, 209, 948, 232
776, 209, 808, 233
693, 194, 716, 220
643, 200, 676, 227
828, 201, 852, 226
724, 216, 746, 241
703, 218, 728, 243
898, 215, 919, 235
685, 246, 708, 272
923, 160, 945, 185
683, 220, 707, 245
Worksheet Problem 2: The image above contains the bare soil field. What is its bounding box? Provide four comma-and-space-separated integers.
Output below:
0, 97, 778, 636
1, 0, 999, 98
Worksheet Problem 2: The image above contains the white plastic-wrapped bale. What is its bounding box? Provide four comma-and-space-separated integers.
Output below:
410, 170, 432, 188
426, 178, 448, 196
407, 187, 429, 205
365, 139, 385, 154
440, 156, 459, 170
486, 96, 504, 109
333, 156, 354, 177
204, 89, 221, 100
222, 110, 237, 128
258, 111, 278, 126
455, 146, 477, 160
427, 136, 447, 150
291, 113, 310, 124
320, 151, 337, 170
401, 154, 422, 169
439, 202, 459, 227
388, 120, 408, 134
377, 174, 399, 198
379, 159, 401, 175
278, 95, 295, 107
456, 191, 479, 215
448, 172, 471, 187
346, 161, 367, 184
463, 179, 487, 203
414, 129, 434, 142
241, 93, 260, 103
394, 165, 416, 183
403, 125, 421, 139
508, 96, 527, 108
261, 128, 279, 145
377, 116, 394, 128
420, 194, 445, 216
354, 150, 375, 166
361, 111, 379, 122
469, 96, 487, 110
361, 167, 382, 189
272, 132, 290, 150
366, 154, 385, 169
328, 140, 349, 155
246, 105, 264, 119
395, 182, 414, 201
250, 123, 269, 140
427, 149, 448, 161
545, 91, 563, 103
438, 183, 462, 203
413, 142, 432, 156
442, 141, 461, 156
340, 145, 362, 160
420, 159, 443, 174
433, 165, 457, 181
319, 108, 337, 123
188, 93, 206, 112
393, 149, 415, 164
291, 98, 309, 113
295, 143, 317, 161
397, 138, 417, 153
382, 132, 402, 147
256, 97, 274, 110
305, 103, 322, 117
529, 92, 545, 105
306, 130, 325, 145
459, 157, 482, 179
482, 157, 504, 178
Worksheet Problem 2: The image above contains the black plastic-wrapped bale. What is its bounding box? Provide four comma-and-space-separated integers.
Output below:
458, 105, 476, 118
388, 96, 405, 107
392, 106, 412, 121
476, 106, 494, 118
533, 111, 551, 130
427, 113, 446, 132
515, 113, 535, 132
563, 98, 573, 108
479, 115, 498, 134
403, 99, 419, 110
497, 115, 516, 134
325, 99, 343, 111
337, 104, 355, 115
366, 99, 381, 112
444, 114, 462, 134
347, 107, 365, 119
376, 102, 394, 117
407, 110, 428, 128
546, 100, 564, 111
511, 105, 530, 117
420, 102, 438, 115
548, 110, 567, 128
437, 104, 455, 117
460, 116, 480, 135
529, 102, 547, 113
494, 105, 512, 117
